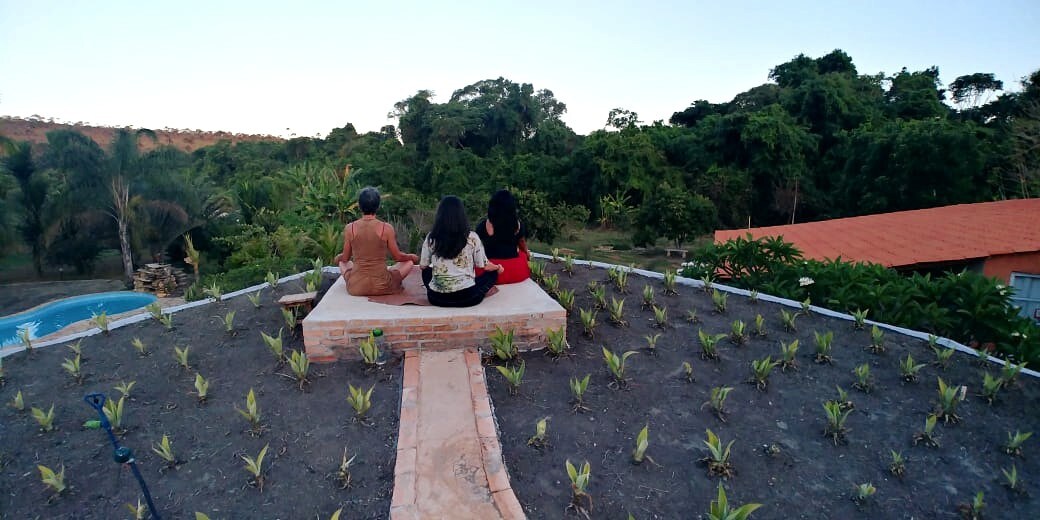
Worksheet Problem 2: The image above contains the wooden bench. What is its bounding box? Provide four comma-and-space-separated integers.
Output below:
665, 248, 688, 259
278, 292, 317, 316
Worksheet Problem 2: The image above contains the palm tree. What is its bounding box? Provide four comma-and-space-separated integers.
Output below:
103, 128, 158, 283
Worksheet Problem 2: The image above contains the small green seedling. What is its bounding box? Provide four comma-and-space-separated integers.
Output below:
835, 386, 854, 411
730, 319, 748, 346
103, 395, 127, 433
496, 361, 526, 395
194, 373, 210, 402
800, 297, 812, 316
778, 340, 799, 372
780, 309, 797, 332
591, 284, 607, 309
753, 314, 766, 337
489, 326, 518, 361
217, 310, 236, 334
889, 450, 906, 477
127, 498, 147, 519
851, 309, 868, 330
261, 329, 285, 363
158, 313, 173, 331
242, 443, 269, 491
706, 482, 761, 520
644, 333, 661, 354
980, 372, 1003, 404
337, 448, 357, 489
608, 297, 628, 327
663, 269, 679, 295
174, 346, 190, 370
281, 308, 298, 334
603, 347, 637, 387
958, 491, 985, 520
61, 354, 83, 384
146, 302, 163, 320
641, 285, 656, 309
546, 326, 569, 357
686, 308, 700, 324
563, 255, 575, 275
580, 308, 597, 338
933, 345, 954, 370
527, 417, 549, 448
347, 384, 375, 420
10, 390, 24, 411
749, 357, 778, 391
853, 483, 876, 505
565, 460, 592, 516
247, 291, 263, 308
266, 271, 280, 288
813, 330, 834, 364
557, 288, 575, 313
632, 424, 651, 464
287, 350, 310, 390
899, 354, 926, 383
32, 404, 56, 432
852, 364, 872, 393
115, 380, 136, 400
1005, 430, 1033, 457
867, 325, 885, 354
18, 328, 33, 354
712, 290, 728, 314
748, 289, 759, 304
570, 374, 590, 412
823, 400, 851, 445
1002, 464, 1022, 493
913, 414, 940, 448
700, 428, 735, 477
92, 312, 110, 334
203, 282, 223, 302
699, 329, 727, 361
652, 305, 668, 328
38, 464, 66, 495
681, 361, 695, 383
702, 386, 733, 422
936, 377, 965, 424
131, 337, 148, 356
236, 388, 262, 433
152, 434, 178, 467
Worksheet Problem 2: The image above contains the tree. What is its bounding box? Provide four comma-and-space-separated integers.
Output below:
606, 108, 641, 130
949, 73, 1003, 111
105, 128, 160, 283
885, 67, 948, 120
632, 183, 716, 249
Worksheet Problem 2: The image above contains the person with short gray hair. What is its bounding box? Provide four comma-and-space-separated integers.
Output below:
334, 186, 419, 295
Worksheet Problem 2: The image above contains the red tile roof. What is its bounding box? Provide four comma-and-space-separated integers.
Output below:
714, 199, 1040, 268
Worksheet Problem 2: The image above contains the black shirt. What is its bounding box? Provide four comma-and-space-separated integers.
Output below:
475, 218, 526, 259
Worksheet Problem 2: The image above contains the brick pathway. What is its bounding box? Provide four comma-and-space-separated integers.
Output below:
391, 348, 524, 519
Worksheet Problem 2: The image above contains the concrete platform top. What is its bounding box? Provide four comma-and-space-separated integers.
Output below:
303, 271, 566, 360
307, 272, 562, 321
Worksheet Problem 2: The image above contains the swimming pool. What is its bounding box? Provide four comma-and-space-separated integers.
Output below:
0, 292, 158, 347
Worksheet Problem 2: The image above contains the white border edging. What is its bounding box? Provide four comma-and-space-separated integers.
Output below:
0, 269, 323, 359
530, 252, 1040, 379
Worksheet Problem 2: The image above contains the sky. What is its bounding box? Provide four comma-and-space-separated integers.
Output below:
1, 0, 1038, 138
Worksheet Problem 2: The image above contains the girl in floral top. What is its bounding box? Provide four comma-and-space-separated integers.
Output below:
419, 196, 503, 307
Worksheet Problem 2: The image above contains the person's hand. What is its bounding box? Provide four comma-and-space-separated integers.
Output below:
410, 254, 420, 263
486, 262, 504, 273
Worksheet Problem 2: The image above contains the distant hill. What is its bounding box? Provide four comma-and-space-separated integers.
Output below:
0, 116, 283, 153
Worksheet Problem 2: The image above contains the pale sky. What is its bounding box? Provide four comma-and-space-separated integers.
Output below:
1, 0, 1038, 138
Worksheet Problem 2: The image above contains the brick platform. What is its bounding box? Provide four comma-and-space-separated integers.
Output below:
303, 273, 566, 362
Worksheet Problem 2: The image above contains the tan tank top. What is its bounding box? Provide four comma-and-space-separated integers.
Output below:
345, 218, 393, 296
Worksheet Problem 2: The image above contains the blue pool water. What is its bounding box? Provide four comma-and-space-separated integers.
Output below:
0, 292, 158, 347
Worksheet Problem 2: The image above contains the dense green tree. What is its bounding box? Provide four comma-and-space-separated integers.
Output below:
632, 183, 716, 249
885, 67, 948, 120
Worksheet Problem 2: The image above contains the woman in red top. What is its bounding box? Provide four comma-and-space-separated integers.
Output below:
335, 187, 419, 296
474, 189, 531, 285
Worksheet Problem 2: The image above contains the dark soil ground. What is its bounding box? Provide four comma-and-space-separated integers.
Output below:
0, 274, 400, 519
488, 262, 1040, 520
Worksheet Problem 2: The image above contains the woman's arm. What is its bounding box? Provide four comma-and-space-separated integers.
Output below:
334, 224, 352, 264
383, 224, 420, 263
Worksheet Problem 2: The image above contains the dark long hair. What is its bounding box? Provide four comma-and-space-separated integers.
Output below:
487, 189, 518, 236
428, 195, 470, 259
